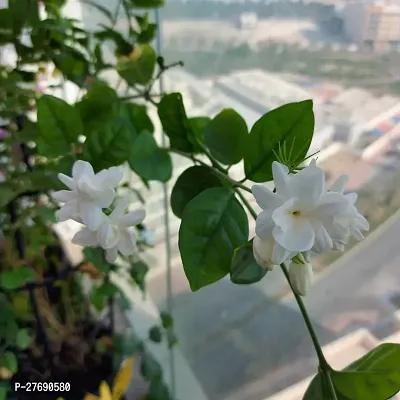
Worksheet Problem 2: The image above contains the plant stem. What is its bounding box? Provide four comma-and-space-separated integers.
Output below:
236, 189, 257, 220
280, 263, 329, 370
168, 148, 252, 193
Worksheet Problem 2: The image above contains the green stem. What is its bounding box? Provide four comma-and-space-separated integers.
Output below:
236, 189, 257, 220
196, 142, 226, 173
280, 263, 329, 370
168, 148, 252, 193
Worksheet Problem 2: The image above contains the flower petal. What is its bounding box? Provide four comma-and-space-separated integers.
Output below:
99, 381, 113, 400
330, 174, 348, 193
72, 228, 99, 246
72, 160, 94, 180
251, 184, 284, 210
106, 247, 118, 263
52, 190, 75, 203
345, 192, 357, 205
110, 197, 130, 220
58, 173, 75, 190
355, 214, 369, 231
271, 242, 296, 265
313, 192, 350, 218
272, 162, 291, 197
310, 219, 333, 254
272, 219, 315, 252
117, 230, 137, 256
57, 201, 78, 222
95, 166, 123, 189
80, 202, 104, 231
97, 222, 119, 249
272, 197, 299, 229
255, 209, 275, 239
289, 165, 324, 208
78, 179, 115, 207
119, 209, 146, 227
93, 188, 115, 208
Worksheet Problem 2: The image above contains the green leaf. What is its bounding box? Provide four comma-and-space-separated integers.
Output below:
91, 282, 119, 311
35, 206, 56, 223
137, 22, 157, 44
303, 373, 341, 400
94, 26, 133, 57
140, 351, 163, 381
8, 0, 39, 33
230, 240, 267, 285
129, 131, 172, 182
179, 187, 249, 291
0, 184, 16, 208
244, 100, 314, 182
170, 166, 222, 218
205, 109, 248, 165
166, 329, 178, 349
160, 312, 174, 329
129, 0, 165, 8
124, 102, 154, 135
158, 93, 194, 153
16, 170, 64, 192
37, 95, 83, 157
75, 83, 119, 133
0, 268, 34, 290
0, 382, 8, 400
332, 343, 400, 400
83, 248, 111, 273
82, 111, 134, 171
188, 116, 211, 152
16, 329, 31, 350
146, 380, 172, 400
52, 49, 89, 87
118, 290, 132, 311
117, 44, 156, 86
148, 326, 163, 343
129, 260, 148, 292
0, 352, 18, 375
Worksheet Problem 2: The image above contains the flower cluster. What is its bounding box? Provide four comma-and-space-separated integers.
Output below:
251, 160, 369, 295
53, 161, 146, 262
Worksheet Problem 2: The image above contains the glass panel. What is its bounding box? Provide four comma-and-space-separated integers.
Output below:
151, 1, 400, 400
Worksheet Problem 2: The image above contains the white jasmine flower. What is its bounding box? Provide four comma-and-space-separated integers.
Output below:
253, 235, 296, 270
53, 160, 123, 230
289, 259, 313, 296
252, 161, 349, 254
326, 174, 370, 249
72, 197, 146, 262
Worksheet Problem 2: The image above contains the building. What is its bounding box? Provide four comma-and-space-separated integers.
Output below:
343, 2, 400, 51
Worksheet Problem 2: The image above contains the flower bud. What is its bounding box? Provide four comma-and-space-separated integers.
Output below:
289, 260, 313, 296
253, 235, 294, 270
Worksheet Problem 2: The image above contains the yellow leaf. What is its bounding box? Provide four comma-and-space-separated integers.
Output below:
0, 367, 13, 379
112, 356, 134, 400
99, 382, 113, 400
83, 394, 100, 400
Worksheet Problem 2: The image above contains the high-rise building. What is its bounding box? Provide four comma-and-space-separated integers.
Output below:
343, 1, 400, 51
